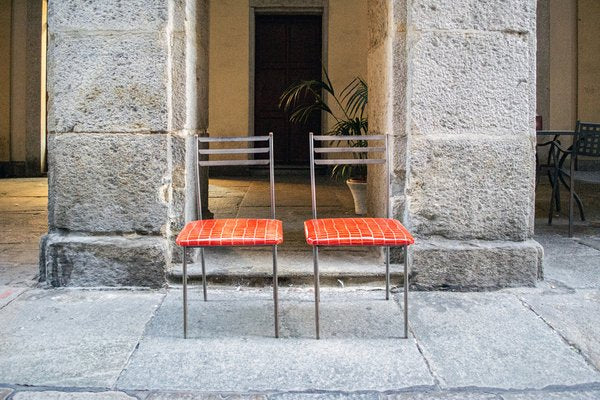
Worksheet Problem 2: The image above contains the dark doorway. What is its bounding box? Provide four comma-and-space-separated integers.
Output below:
254, 14, 322, 167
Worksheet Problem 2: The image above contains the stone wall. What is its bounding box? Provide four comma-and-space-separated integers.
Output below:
368, 0, 543, 290
40, 0, 209, 287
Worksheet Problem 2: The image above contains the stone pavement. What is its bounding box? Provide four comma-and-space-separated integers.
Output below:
1, 178, 600, 399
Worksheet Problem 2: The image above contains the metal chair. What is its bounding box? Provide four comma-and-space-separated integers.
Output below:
305, 133, 415, 339
175, 133, 283, 338
550, 122, 600, 237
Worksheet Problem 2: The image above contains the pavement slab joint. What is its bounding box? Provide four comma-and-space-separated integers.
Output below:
514, 293, 600, 375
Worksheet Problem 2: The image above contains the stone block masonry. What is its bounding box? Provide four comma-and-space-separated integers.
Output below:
40, 0, 208, 287
368, 0, 542, 289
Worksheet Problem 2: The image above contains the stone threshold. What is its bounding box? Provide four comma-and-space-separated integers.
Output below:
168, 248, 406, 287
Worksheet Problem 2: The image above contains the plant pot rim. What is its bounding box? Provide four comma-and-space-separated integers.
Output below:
346, 178, 367, 184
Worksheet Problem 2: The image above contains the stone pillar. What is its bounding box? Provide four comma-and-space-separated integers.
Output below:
369, 0, 543, 290
40, 0, 209, 287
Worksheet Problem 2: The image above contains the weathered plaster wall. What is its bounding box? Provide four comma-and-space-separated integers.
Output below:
208, 0, 368, 155
41, 0, 209, 287
370, 0, 542, 290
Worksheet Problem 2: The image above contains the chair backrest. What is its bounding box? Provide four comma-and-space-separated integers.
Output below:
308, 133, 391, 220
196, 133, 276, 220
575, 121, 600, 158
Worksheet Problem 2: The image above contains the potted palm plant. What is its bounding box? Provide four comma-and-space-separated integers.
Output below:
279, 69, 369, 214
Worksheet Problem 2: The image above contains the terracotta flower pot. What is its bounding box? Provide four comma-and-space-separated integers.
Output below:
346, 179, 368, 215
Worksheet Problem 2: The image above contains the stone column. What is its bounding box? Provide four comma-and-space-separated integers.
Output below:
369, 0, 543, 290
40, 0, 208, 287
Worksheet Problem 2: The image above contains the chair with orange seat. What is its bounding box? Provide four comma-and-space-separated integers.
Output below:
176, 133, 283, 338
305, 133, 414, 339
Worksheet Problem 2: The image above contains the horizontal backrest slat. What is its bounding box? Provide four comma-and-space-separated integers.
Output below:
313, 134, 386, 141
314, 146, 385, 154
198, 160, 270, 167
314, 159, 386, 165
198, 148, 269, 155
198, 136, 270, 143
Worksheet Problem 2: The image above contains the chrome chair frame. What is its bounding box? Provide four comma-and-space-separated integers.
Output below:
181, 133, 280, 338
308, 132, 409, 339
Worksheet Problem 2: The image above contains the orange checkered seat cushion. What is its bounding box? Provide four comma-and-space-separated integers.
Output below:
304, 218, 414, 246
176, 219, 283, 247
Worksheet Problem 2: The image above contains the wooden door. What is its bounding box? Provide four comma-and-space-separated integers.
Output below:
254, 15, 322, 166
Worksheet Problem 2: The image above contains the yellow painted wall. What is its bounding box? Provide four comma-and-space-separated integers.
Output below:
543, 0, 600, 129
548, 0, 578, 130
0, 0, 11, 161
326, 0, 369, 129
10, 0, 27, 161
208, 0, 368, 154
578, 0, 600, 122
208, 0, 250, 146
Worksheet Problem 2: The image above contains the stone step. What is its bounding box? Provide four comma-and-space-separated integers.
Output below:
168, 248, 407, 287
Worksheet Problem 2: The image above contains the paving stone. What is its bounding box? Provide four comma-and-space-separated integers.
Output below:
386, 392, 497, 400
12, 391, 137, 400
0, 261, 38, 287
117, 288, 434, 392
579, 238, 600, 251
500, 389, 600, 399
535, 235, 600, 288
145, 288, 406, 340
270, 394, 379, 400
0, 388, 13, 400
0, 286, 27, 308
147, 394, 266, 400
0, 289, 164, 387
409, 292, 600, 389
519, 289, 600, 370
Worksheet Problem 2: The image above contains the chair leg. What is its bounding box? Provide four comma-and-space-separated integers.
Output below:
272, 245, 279, 338
385, 246, 390, 300
200, 247, 207, 301
548, 168, 557, 225
559, 172, 585, 221
183, 247, 188, 339
313, 246, 320, 340
569, 173, 574, 238
403, 245, 409, 339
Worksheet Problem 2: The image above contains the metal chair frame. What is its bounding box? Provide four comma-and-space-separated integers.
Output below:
308, 132, 409, 339
549, 122, 600, 237
181, 133, 280, 338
